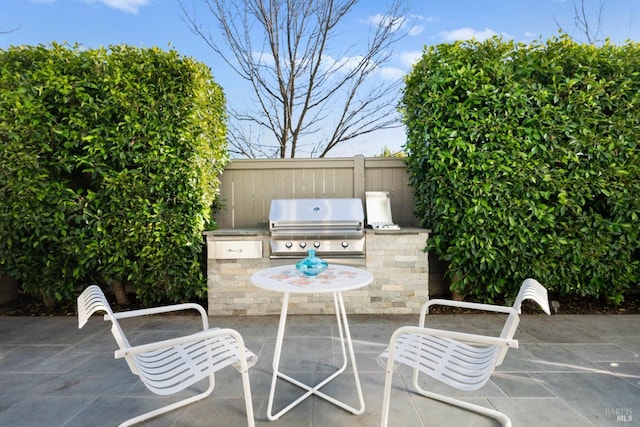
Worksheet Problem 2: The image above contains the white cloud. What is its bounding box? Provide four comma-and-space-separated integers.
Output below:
377, 66, 405, 80
252, 52, 374, 77
366, 13, 407, 33
366, 13, 432, 38
320, 54, 374, 75
439, 27, 511, 42
399, 50, 422, 68
334, 55, 368, 73
409, 14, 437, 23
83, 0, 151, 15
408, 25, 424, 37
252, 51, 276, 67
321, 54, 404, 81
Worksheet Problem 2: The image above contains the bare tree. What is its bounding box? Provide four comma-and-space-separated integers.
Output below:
180, 0, 410, 158
556, 0, 605, 44
0, 25, 20, 34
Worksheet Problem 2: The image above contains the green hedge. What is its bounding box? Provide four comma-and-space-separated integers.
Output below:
0, 43, 228, 304
403, 35, 640, 303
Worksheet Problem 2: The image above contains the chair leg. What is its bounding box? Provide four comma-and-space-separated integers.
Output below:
382, 363, 511, 427
380, 354, 396, 427
412, 373, 512, 427
240, 357, 256, 427
119, 374, 216, 427
120, 363, 255, 427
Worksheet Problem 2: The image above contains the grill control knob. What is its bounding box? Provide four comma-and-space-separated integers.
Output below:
299, 241, 307, 248
285, 241, 293, 249
341, 241, 349, 248
314, 241, 321, 248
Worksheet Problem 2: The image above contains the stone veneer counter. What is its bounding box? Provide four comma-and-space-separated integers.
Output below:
204, 228, 430, 316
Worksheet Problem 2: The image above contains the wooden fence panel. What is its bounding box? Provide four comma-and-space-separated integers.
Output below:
212, 156, 418, 229
363, 158, 416, 227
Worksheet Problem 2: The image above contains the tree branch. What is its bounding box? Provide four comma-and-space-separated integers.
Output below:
180, 0, 410, 158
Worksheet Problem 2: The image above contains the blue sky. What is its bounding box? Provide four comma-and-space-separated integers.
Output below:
3, 0, 639, 156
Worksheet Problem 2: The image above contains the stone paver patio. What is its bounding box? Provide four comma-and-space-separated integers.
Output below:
0, 313, 638, 426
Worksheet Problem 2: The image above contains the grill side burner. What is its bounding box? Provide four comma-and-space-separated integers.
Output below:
269, 198, 365, 265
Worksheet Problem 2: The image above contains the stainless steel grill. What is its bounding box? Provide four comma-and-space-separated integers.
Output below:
269, 198, 365, 265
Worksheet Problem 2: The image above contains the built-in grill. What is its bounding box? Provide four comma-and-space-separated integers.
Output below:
269, 198, 366, 266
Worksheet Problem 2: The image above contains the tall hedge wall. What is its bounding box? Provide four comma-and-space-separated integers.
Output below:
403, 35, 640, 303
0, 43, 228, 304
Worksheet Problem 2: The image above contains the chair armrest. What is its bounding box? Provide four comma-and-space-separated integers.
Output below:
391, 325, 519, 349
423, 299, 514, 314
106, 303, 209, 329
419, 299, 514, 326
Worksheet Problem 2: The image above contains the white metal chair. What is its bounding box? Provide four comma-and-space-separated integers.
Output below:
379, 278, 551, 427
77, 285, 257, 427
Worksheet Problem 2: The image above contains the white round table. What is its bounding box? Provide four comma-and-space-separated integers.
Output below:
250, 264, 373, 420
251, 264, 373, 294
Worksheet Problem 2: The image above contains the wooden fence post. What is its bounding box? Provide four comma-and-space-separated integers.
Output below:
353, 154, 365, 199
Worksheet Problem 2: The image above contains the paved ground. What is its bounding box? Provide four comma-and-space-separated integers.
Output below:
0, 312, 639, 426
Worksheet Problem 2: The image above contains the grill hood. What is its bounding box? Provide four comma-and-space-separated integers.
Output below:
269, 198, 364, 232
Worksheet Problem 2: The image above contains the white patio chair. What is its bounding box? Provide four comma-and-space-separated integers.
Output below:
379, 278, 551, 427
77, 285, 257, 427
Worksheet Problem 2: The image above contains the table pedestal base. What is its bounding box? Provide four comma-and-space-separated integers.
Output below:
266, 291, 365, 421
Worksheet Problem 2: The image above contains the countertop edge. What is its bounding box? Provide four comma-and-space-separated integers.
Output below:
204, 227, 431, 236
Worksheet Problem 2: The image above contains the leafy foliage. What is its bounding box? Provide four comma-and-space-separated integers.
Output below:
0, 43, 228, 304
403, 35, 640, 303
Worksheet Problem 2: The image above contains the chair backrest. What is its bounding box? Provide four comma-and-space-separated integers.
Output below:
500, 279, 551, 340
77, 285, 137, 374
512, 278, 551, 315
495, 278, 550, 365
78, 285, 112, 327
